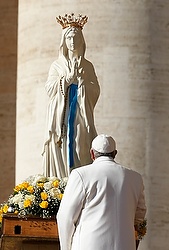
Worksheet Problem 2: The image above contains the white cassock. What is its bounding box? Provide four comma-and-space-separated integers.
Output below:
57, 156, 147, 250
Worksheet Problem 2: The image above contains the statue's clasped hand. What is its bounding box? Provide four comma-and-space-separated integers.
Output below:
66, 58, 79, 84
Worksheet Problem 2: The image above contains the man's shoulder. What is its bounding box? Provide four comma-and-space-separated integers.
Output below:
70, 163, 93, 180
118, 163, 142, 178
72, 163, 92, 174
128, 169, 143, 184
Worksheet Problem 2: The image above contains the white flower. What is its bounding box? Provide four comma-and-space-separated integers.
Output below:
9, 193, 23, 204
50, 188, 61, 198
31, 174, 47, 186
48, 176, 59, 182
24, 175, 35, 184
24, 194, 35, 202
18, 201, 24, 209
44, 181, 53, 190
62, 177, 69, 183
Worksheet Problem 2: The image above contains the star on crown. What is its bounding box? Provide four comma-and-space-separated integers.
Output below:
56, 13, 88, 29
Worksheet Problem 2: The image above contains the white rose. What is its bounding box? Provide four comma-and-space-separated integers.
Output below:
18, 201, 24, 209
24, 194, 35, 202
32, 174, 47, 186
50, 188, 61, 198
44, 181, 53, 190
48, 176, 59, 182
9, 193, 23, 204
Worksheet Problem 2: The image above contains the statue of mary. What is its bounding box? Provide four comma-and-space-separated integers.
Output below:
42, 14, 100, 178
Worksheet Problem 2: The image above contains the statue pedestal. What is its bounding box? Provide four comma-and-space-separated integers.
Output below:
0, 214, 60, 250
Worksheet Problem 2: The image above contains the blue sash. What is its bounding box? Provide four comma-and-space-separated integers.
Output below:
68, 84, 78, 168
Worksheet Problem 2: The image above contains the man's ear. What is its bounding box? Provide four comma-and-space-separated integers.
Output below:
90, 149, 95, 161
113, 150, 117, 158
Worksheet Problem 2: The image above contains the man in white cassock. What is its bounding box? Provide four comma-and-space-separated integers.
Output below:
57, 134, 147, 250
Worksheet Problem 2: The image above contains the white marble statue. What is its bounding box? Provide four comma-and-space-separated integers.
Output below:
42, 14, 100, 178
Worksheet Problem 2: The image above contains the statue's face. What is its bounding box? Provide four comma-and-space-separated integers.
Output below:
65, 27, 82, 52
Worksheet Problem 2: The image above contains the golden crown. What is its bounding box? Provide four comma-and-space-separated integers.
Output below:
56, 13, 88, 29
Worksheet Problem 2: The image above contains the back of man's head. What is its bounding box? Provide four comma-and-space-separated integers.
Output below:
91, 134, 117, 158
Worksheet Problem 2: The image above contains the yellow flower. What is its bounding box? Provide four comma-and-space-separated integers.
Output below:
40, 192, 48, 200
21, 182, 29, 189
13, 185, 21, 192
0, 207, 3, 222
57, 193, 63, 200
0, 207, 3, 214
135, 219, 147, 240
27, 185, 34, 193
24, 199, 32, 208
39, 201, 48, 209
37, 182, 44, 188
53, 180, 59, 188
14, 182, 29, 192
2, 204, 8, 213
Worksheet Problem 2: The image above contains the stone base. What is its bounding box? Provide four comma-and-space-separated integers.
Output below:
0, 214, 60, 250
1, 213, 58, 237
1, 236, 60, 250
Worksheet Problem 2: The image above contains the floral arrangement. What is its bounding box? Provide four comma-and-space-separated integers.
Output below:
0, 174, 68, 229
0, 173, 147, 243
135, 219, 147, 241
